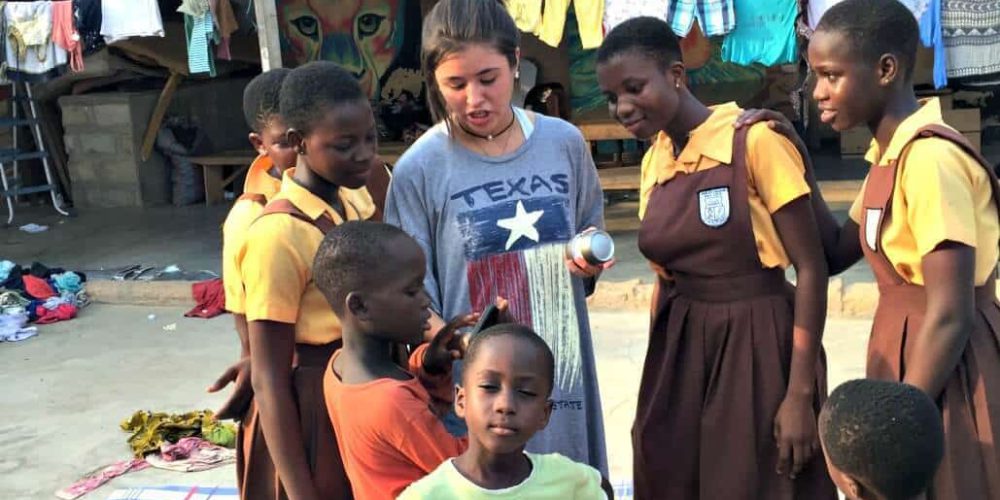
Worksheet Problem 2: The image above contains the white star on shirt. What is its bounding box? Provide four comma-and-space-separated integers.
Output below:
496, 200, 544, 250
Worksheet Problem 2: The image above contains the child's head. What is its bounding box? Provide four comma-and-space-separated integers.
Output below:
313, 221, 432, 344
279, 61, 377, 189
243, 68, 297, 170
809, 0, 919, 131
819, 380, 943, 500
595, 16, 686, 140
421, 0, 520, 136
457, 324, 554, 455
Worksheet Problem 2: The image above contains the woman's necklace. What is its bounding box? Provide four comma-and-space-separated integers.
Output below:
459, 108, 519, 157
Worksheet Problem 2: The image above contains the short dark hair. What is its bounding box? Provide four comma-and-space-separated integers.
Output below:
596, 16, 683, 70
816, 0, 919, 79
243, 68, 291, 131
464, 323, 555, 396
421, 0, 519, 127
313, 221, 413, 313
279, 61, 368, 135
819, 379, 943, 500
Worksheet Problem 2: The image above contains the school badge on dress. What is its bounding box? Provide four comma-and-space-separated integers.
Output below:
865, 208, 882, 251
698, 187, 730, 228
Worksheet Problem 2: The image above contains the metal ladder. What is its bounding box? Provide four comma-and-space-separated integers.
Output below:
0, 81, 70, 226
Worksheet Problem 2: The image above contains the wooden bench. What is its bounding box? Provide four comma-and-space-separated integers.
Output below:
574, 118, 642, 192
190, 142, 410, 205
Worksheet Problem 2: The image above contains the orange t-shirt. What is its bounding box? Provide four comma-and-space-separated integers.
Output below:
323, 344, 468, 500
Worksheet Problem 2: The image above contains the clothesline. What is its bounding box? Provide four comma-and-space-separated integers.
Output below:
508, 0, 1000, 88
0, 0, 166, 79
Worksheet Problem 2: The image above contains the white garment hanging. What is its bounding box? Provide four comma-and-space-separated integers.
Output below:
100, 0, 165, 44
3, 2, 68, 75
603, 0, 670, 34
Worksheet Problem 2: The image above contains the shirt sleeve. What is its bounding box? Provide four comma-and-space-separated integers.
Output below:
385, 158, 443, 314
240, 216, 309, 324
389, 389, 468, 475
222, 199, 262, 314
745, 124, 811, 214
900, 139, 979, 256
568, 125, 606, 233
848, 177, 868, 224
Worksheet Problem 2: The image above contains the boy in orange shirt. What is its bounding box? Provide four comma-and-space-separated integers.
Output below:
208, 67, 296, 420
313, 221, 474, 500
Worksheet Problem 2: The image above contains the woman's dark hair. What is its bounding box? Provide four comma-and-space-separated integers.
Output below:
421, 0, 520, 130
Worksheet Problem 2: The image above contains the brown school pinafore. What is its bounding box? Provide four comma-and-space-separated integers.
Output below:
236, 201, 352, 500
634, 128, 836, 500
861, 125, 1000, 500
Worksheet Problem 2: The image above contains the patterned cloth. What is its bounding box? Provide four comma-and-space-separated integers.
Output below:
942, 0, 1000, 78
604, 0, 670, 33
667, 0, 735, 37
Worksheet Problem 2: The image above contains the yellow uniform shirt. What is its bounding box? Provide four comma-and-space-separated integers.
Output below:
221, 154, 283, 314
848, 98, 999, 286
639, 102, 812, 269
239, 168, 376, 345
398, 453, 605, 500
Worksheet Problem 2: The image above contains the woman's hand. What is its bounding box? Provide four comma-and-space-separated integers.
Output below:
566, 227, 616, 278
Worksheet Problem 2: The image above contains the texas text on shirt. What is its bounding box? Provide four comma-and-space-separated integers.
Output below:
222, 154, 282, 315
848, 97, 1000, 285
238, 167, 376, 343
639, 101, 812, 269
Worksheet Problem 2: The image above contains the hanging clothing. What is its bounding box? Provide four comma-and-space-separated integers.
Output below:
535, 0, 604, 49
667, 0, 736, 37
178, 0, 210, 17
210, 0, 238, 60
3, 2, 68, 75
942, 0, 1000, 78
721, 0, 797, 66
184, 10, 217, 76
506, 0, 542, 33
52, 1, 83, 72
920, 0, 947, 88
73, 0, 105, 56
604, 0, 669, 34
100, 0, 164, 44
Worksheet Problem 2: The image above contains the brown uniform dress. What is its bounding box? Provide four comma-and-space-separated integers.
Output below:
236, 166, 392, 500
634, 128, 836, 500
860, 125, 1000, 500
238, 203, 350, 500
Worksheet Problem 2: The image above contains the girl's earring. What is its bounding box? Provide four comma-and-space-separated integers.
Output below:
675, 80, 681, 89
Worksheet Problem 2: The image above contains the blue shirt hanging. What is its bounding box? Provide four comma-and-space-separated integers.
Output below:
721, 0, 797, 66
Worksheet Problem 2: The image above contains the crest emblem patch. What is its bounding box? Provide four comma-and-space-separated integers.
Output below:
865, 208, 882, 251
698, 187, 730, 228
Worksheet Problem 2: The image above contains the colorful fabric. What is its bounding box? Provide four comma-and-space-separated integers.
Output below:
52, 1, 83, 71
55, 458, 150, 500
107, 485, 239, 500
185, 10, 217, 76
34, 303, 77, 324
51, 272, 82, 294
667, 0, 735, 37
942, 0, 1000, 78
120, 409, 236, 457
145, 437, 236, 472
185, 277, 226, 318
721, 0, 797, 66
23, 275, 56, 300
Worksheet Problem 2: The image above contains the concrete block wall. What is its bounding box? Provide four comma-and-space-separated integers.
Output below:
59, 77, 251, 208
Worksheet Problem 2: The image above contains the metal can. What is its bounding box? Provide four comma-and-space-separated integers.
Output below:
566, 230, 615, 267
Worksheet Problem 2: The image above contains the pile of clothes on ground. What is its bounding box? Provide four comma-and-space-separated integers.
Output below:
55, 410, 238, 500
0, 259, 89, 342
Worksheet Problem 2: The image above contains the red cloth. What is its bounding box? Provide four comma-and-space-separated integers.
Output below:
185, 278, 226, 319
24, 275, 56, 299
35, 303, 77, 324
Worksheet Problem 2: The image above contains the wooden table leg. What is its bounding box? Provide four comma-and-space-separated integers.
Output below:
203, 165, 224, 205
